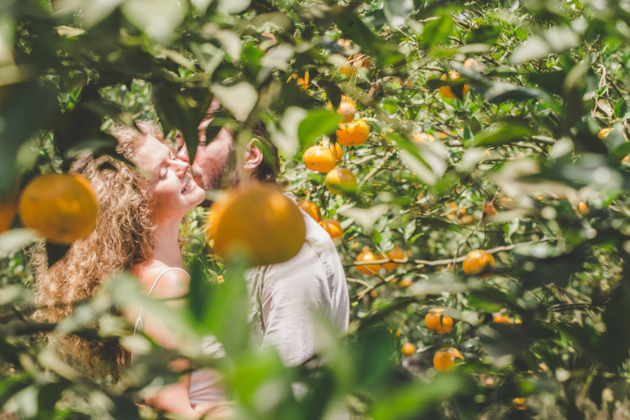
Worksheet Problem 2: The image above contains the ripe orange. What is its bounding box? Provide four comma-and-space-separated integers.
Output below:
401, 342, 416, 356
0, 193, 17, 233
337, 98, 356, 123
433, 347, 463, 372
298, 200, 321, 222
286, 72, 309, 90
462, 250, 496, 276
482, 201, 497, 219
382, 246, 405, 271
399, 278, 413, 288
303, 145, 336, 173
356, 246, 381, 275
598, 127, 612, 140
18, 174, 99, 244
321, 139, 343, 162
439, 71, 470, 99
413, 132, 435, 143
319, 219, 343, 241
325, 167, 357, 195
206, 183, 306, 266
425, 308, 454, 334
512, 398, 527, 410
493, 315, 522, 325
336, 119, 370, 146
577, 201, 589, 216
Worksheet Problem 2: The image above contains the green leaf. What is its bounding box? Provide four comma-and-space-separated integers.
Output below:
0, 82, 58, 193
614, 97, 627, 119
483, 82, 552, 104
421, 14, 454, 50
297, 109, 340, 147
121, 0, 186, 43
472, 121, 535, 146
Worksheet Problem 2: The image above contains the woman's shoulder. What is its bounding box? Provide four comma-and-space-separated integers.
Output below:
132, 260, 190, 299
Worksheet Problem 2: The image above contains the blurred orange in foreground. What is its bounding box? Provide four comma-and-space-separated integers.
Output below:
19, 174, 98, 244
206, 184, 306, 266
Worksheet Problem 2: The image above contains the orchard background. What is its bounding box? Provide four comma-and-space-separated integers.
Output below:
2, 0, 630, 418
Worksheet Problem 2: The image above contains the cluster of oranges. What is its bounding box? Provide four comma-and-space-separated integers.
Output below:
1, 173, 99, 245
302, 97, 364, 196
354, 245, 406, 275
297, 199, 343, 242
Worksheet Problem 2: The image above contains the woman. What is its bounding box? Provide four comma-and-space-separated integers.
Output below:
33, 122, 225, 418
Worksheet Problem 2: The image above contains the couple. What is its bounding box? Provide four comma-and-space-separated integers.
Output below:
34, 101, 349, 418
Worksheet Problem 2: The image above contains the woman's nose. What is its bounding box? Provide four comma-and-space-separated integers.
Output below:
171, 158, 190, 177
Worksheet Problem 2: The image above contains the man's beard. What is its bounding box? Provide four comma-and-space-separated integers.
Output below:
195, 149, 239, 207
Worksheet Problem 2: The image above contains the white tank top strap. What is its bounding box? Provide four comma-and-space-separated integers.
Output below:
133, 266, 190, 337
146, 266, 190, 297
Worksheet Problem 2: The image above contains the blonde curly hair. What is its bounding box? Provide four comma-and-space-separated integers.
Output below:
32, 121, 165, 378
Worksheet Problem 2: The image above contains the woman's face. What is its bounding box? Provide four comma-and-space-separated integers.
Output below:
133, 135, 205, 221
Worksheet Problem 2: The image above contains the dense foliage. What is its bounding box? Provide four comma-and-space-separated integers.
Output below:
3, 0, 630, 418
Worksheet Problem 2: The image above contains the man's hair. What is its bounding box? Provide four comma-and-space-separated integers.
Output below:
204, 98, 279, 184
250, 122, 279, 184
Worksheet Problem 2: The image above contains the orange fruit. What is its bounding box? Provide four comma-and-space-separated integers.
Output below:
401, 342, 416, 356
319, 219, 343, 241
577, 201, 589, 216
349, 53, 371, 70
462, 250, 496, 276
512, 398, 527, 410
382, 246, 405, 271
337, 98, 356, 123
439, 71, 470, 99
336, 119, 370, 146
321, 139, 343, 162
493, 315, 512, 324
303, 145, 336, 173
598, 127, 628, 141
325, 167, 357, 195
433, 347, 463, 372
598, 127, 612, 140
482, 201, 497, 219
0, 193, 17, 233
287, 72, 309, 90
413, 132, 435, 143
298, 200, 321, 222
18, 174, 99, 244
356, 246, 381, 275
399, 278, 413, 288
206, 183, 306, 266
425, 308, 454, 334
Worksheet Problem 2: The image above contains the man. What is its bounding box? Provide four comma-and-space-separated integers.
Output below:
175, 101, 350, 368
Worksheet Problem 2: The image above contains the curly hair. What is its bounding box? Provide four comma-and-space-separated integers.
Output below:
31, 122, 163, 378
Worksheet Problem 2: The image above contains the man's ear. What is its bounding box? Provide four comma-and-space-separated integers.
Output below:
242, 139, 264, 170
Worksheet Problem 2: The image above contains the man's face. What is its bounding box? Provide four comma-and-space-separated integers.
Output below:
175, 117, 237, 191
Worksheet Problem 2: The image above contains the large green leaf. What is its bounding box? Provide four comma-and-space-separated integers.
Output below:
297, 108, 340, 147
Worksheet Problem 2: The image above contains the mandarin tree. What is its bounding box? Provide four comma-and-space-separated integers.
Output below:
2, 0, 630, 419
